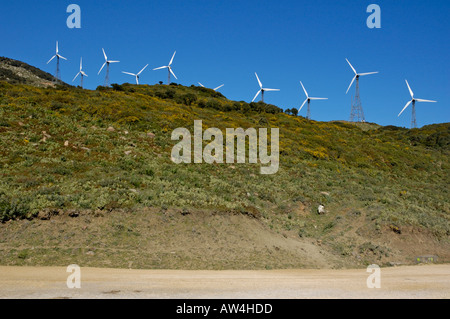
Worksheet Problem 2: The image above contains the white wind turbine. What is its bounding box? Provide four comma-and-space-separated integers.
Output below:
252, 73, 279, 103
98, 48, 120, 87
398, 80, 437, 129
72, 57, 88, 88
153, 51, 177, 84
198, 83, 225, 91
345, 58, 378, 94
299, 81, 328, 120
47, 41, 67, 81
122, 64, 149, 85
346, 58, 378, 122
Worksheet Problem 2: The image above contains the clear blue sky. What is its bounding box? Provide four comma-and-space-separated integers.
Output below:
1, 0, 449, 127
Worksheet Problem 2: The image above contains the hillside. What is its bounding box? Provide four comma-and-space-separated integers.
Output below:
0, 57, 66, 88
0, 77, 448, 269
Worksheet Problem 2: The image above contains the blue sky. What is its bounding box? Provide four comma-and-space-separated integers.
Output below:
1, 0, 449, 127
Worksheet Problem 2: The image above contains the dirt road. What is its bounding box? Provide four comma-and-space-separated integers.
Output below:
0, 265, 448, 299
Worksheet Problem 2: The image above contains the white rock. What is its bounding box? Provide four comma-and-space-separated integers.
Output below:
318, 205, 326, 215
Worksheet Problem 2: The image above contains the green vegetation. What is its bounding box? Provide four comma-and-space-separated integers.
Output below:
0, 80, 448, 246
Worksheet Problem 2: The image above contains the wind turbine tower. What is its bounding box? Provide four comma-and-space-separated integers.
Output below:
122, 64, 149, 85
72, 57, 88, 88
47, 41, 67, 81
153, 51, 177, 84
398, 80, 437, 129
345, 58, 378, 122
252, 73, 279, 103
299, 81, 328, 120
98, 48, 120, 87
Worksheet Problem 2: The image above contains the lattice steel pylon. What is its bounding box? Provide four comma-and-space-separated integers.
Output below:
98, 48, 119, 87
345, 59, 378, 123
349, 76, 365, 122
47, 41, 67, 83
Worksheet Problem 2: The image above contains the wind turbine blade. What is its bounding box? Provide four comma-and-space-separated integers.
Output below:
153, 66, 167, 71
415, 99, 437, 103
299, 99, 308, 111
136, 76, 139, 85
346, 58, 357, 74
198, 82, 205, 87
82, 72, 88, 77
263, 88, 280, 91
169, 68, 178, 80
398, 100, 412, 117
137, 64, 149, 75
47, 55, 56, 64
346, 76, 356, 94
56, 41, 59, 54
58, 55, 67, 61
102, 48, 107, 61
98, 62, 106, 75
80, 57, 83, 71
309, 97, 328, 100
108, 60, 120, 63
252, 90, 261, 102
359, 72, 378, 76
405, 80, 414, 98
72, 72, 80, 82
255, 73, 262, 88
169, 51, 176, 66
300, 81, 308, 98
122, 72, 136, 76
214, 84, 224, 91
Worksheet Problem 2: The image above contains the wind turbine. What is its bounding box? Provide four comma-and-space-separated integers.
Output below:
398, 80, 437, 129
122, 64, 149, 85
47, 41, 67, 81
72, 57, 88, 88
252, 73, 279, 103
153, 51, 177, 84
213, 84, 224, 91
345, 58, 378, 122
299, 81, 328, 120
98, 48, 120, 87
198, 83, 225, 91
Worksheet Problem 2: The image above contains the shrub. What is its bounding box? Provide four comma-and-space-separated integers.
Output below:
178, 93, 197, 106
206, 99, 221, 111
111, 83, 124, 91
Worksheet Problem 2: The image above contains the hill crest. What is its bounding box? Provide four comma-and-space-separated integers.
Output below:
0, 57, 66, 88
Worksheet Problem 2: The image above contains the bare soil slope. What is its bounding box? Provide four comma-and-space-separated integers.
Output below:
0, 208, 448, 270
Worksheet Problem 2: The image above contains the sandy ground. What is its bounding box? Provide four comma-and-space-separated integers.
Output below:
0, 264, 449, 299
